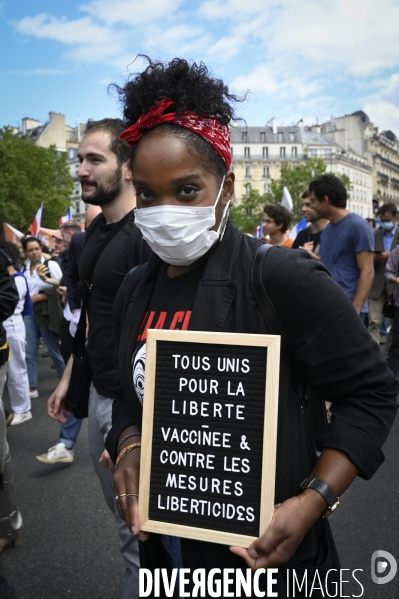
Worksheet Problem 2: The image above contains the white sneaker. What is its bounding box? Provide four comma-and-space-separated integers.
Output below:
36, 443, 74, 464
29, 389, 39, 399
10, 411, 32, 426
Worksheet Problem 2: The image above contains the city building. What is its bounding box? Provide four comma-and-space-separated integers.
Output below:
321, 111, 399, 210
230, 118, 374, 217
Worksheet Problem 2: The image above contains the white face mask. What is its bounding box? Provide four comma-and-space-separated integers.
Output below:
134, 177, 230, 266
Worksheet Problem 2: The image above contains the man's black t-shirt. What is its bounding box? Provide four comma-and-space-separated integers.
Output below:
132, 263, 203, 405
292, 226, 323, 254
79, 210, 140, 397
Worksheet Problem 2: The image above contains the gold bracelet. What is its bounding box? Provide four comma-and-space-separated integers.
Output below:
115, 443, 141, 469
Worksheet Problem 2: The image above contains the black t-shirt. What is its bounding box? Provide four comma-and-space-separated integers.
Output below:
292, 226, 323, 255
132, 263, 203, 405
80, 211, 137, 397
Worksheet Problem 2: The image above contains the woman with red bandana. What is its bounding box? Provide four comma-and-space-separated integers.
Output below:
105, 57, 398, 597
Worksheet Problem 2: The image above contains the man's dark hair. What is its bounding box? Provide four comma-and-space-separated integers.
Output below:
110, 56, 245, 182
22, 236, 42, 251
309, 174, 347, 208
301, 189, 310, 200
378, 203, 397, 217
0, 241, 20, 267
264, 203, 291, 233
84, 119, 130, 167
60, 220, 81, 234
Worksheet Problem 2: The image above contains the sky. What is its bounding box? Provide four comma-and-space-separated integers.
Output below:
1, 0, 399, 135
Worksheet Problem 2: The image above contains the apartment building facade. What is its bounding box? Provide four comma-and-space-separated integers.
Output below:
230, 120, 373, 217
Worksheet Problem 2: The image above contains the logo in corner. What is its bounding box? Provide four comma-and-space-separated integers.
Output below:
371, 550, 397, 585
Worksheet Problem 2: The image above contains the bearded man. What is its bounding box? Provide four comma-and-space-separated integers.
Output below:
42, 119, 150, 599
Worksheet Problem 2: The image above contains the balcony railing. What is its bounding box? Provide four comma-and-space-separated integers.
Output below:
233, 154, 307, 162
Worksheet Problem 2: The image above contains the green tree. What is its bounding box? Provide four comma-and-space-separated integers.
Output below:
267, 158, 351, 224
230, 184, 269, 234
0, 128, 73, 231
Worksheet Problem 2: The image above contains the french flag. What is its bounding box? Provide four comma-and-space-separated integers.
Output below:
289, 217, 308, 240
30, 204, 43, 238
254, 223, 263, 238
59, 207, 73, 225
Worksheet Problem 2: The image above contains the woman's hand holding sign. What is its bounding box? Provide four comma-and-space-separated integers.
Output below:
231, 448, 358, 570
230, 492, 326, 569
111, 426, 148, 543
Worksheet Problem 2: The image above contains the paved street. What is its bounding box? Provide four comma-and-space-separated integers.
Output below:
1, 356, 399, 598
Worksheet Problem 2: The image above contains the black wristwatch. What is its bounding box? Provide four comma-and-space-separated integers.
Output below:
300, 476, 340, 518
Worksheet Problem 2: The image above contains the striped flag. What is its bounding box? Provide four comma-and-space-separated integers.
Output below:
289, 218, 308, 240
281, 186, 293, 212
59, 207, 73, 225
30, 204, 43, 238
254, 222, 263, 238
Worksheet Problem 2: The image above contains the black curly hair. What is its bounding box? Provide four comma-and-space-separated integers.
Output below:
110, 56, 245, 180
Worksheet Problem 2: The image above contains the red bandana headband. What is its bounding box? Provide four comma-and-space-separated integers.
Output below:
120, 98, 232, 170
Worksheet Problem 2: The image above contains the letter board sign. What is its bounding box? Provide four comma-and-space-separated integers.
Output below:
139, 330, 280, 547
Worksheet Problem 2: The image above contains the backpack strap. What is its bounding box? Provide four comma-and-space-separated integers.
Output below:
119, 263, 147, 322
251, 243, 328, 439
251, 243, 305, 399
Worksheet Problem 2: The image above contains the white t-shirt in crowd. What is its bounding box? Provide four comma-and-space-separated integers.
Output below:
24, 257, 62, 296
3, 275, 27, 325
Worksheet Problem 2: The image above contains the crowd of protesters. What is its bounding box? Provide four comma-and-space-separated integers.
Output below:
0, 56, 398, 599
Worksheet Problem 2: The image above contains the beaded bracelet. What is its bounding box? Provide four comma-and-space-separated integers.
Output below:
115, 443, 141, 469
117, 432, 141, 455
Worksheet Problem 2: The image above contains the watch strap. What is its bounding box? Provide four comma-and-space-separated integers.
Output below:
300, 476, 340, 517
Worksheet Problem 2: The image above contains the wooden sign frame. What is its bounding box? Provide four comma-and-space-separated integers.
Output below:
139, 329, 280, 548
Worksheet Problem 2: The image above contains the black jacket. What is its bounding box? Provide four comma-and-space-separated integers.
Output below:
0, 250, 19, 346
106, 221, 398, 582
65, 231, 85, 312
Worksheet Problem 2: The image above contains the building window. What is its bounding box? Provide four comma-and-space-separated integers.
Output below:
68, 148, 76, 160
289, 132, 295, 142
263, 166, 270, 178
244, 147, 250, 158
74, 182, 80, 195
280, 147, 286, 158
260, 131, 266, 142
278, 132, 284, 142
264, 183, 271, 193
242, 131, 248, 142
245, 183, 251, 198
263, 147, 268, 158
75, 200, 80, 212
245, 166, 252, 178
324, 149, 331, 156
310, 149, 317, 157
291, 147, 297, 157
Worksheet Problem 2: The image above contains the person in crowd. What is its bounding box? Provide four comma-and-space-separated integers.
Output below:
0, 242, 32, 425
51, 233, 65, 260
368, 203, 399, 345
262, 203, 294, 247
64, 206, 102, 325
36, 210, 100, 464
45, 119, 150, 599
385, 245, 399, 377
309, 175, 374, 324
36, 221, 85, 465
292, 190, 329, 259
48, 58, 396, 596
21, 236, 64, 398
0, 245, 21, 598
366, 217, 376, 230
